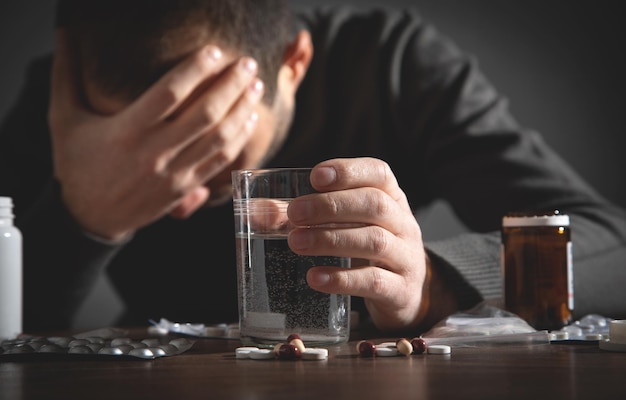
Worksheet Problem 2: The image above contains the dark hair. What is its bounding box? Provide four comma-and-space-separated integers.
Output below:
55, 0, 295, 104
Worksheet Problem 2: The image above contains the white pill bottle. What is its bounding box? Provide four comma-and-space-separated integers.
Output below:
0, 196, 22, 340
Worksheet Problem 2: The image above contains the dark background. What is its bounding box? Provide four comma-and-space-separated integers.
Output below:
1, 1, 624, 328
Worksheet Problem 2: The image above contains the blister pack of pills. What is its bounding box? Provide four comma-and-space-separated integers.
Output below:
0, 334, 195, 360
548, 314, 612, 343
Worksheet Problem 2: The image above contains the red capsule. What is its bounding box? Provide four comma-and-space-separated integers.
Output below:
410, 338, 427, 354
277, 344, 302, 360
286, 334, 302, 343
357, 340, 376, 357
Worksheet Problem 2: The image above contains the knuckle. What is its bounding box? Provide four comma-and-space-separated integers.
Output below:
332, 269, 351, 290
369, 190, 391, 218
369, 268, 387, 295
327, 229, 344, 248
376, 159, 394, 181
152, 85, 181, 110
369, 226, 391, 258
326, 194, 340, 216
197, 103, 222, 127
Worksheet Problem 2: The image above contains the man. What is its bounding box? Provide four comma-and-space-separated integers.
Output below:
1, 0, 625, 333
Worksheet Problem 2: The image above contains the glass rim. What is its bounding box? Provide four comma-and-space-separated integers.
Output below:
231, 167, 312, 175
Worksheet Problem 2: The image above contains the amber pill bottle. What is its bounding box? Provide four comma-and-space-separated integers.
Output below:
501, 211, 573, 331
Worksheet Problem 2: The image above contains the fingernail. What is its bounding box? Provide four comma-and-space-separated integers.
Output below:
248, 79, 264, 100
241, 58, 258, 75
312, 167, 336, 187
205, 46, 222, 61
308, 271, 331, 287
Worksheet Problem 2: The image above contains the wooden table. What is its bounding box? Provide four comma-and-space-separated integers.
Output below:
1, 328, 624, 400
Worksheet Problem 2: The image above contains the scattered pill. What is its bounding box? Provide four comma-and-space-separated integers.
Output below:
377, 342, 397, 348
552, 332, 569, 341
286, 334, 302, 343
235, 346, 259, 359
357, 340, 376, 357
396, 338, 413, 356
278, 344, 302, 360
375, 346, 400, 357
249, 348, 275, 360
302, 348, 328, 360
289, 338, 306, 354
410, 338, 427, 354
427, 345, 451, 355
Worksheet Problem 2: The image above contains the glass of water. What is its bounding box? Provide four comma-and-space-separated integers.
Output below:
232, 168, 351, 348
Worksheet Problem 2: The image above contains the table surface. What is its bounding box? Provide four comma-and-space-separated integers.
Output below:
1, 327, 624, 400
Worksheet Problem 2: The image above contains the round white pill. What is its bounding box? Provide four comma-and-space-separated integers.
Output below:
249, 348, 275, 360
302, 348, 329, 360
377, 342, 397, 348
427, 345, 451, 355
235, 347, 259, 359
375, 347, 400, 357
552, 331, 569, 341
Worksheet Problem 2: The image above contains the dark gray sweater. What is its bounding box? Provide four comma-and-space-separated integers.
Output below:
1, 6, 625, 331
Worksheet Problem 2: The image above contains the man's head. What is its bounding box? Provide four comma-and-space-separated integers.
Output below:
55, 0, 296, 105
54, 0, 313, 207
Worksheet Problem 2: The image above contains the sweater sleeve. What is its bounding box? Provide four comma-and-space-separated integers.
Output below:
0, 56, 126, 331
392, 10, 626, 318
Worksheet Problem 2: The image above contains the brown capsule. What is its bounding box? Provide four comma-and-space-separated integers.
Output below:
396, 338, 413, 356
410, 337, 427, 354
357, 340, 376, 357
277, 344, 302, 360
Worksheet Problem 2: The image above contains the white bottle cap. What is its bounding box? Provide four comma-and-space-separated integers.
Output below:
502, 213, 570, 227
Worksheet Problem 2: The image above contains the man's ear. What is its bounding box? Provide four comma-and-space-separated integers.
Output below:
278, 30, 313, 95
